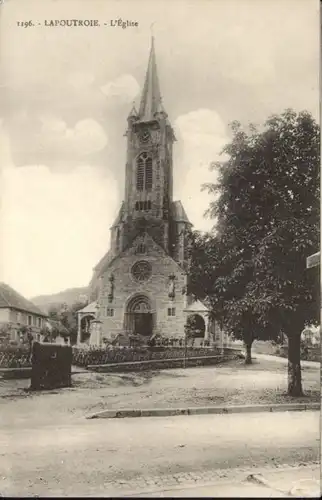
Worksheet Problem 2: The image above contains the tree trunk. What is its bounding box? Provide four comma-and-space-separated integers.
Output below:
245, 342, 252, 364
287, 334, 303, 397
243, 324, 254, 365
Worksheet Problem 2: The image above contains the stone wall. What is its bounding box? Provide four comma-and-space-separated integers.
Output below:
89, 355, 238, 373
72, 345, 243, 368
97, 232, 187, 340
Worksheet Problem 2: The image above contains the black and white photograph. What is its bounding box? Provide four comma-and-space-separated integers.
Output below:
0, 0, 320, 497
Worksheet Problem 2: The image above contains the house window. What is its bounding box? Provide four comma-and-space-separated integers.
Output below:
17, 312, 21, 323
136, 152, 153, 191
38, 318, 41, 328
27, 315, 32, 326
33, 316, 37, 326
106, 308, 114, 317
167, 307, 176, 317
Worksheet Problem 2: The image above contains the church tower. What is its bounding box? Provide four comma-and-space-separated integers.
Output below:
110, 37, 178, 257
86, 37, 197, 342
76, 36, 218, 347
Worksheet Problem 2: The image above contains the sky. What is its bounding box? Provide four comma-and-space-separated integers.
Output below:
0, 0, 319, 299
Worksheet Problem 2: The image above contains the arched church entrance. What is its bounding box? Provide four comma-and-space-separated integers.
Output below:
186, 314, 206, 338
124, 294, 155, 337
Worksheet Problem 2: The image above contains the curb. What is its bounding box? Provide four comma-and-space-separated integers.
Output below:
86, 402, 320, 419
0, 367, 87, 379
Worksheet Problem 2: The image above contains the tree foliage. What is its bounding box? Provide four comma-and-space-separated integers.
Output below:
47, 300, 87, 344
189, 109, 320, 391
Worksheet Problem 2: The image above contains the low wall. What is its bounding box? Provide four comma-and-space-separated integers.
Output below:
0, 344, 243, 372
0, 346, 30, 368
88, 350, 242, 372
72, 346, 239, 368
0, 367, 32, 379
77, 346, 243, 370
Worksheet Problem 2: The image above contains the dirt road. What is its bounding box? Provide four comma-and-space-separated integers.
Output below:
1, 410, 319, 497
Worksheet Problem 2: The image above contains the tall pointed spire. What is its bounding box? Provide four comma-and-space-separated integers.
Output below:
138, 37, 164, 121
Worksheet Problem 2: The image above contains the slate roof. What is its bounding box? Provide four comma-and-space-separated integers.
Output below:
111, 202, 125, 229
138, 37, 164, 122
184, 300, 209, 313
171, 200, 192, 225
77, 301, 97, 314
0, 282, 48, 317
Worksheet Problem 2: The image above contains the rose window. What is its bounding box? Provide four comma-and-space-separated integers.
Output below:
131, 260, 152, 283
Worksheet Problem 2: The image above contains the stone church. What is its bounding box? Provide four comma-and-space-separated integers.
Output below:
77, 38, 216, 346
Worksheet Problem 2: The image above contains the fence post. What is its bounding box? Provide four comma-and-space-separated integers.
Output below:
183, 328, 187, 369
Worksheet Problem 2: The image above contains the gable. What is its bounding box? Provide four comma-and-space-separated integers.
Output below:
101, 232, 185, 276
184, 300, 209, 313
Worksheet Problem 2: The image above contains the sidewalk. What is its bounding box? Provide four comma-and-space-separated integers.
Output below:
253, 353, 320, 369
109, 464, 320, 498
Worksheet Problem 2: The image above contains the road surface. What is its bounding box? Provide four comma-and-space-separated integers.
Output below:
0, 411, 319, 497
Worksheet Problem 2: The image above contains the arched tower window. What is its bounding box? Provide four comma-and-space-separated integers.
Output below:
115, 228, 120, 251
136, 152, 153, 191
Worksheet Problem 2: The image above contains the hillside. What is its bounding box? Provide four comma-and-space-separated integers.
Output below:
31, 286, 89, 312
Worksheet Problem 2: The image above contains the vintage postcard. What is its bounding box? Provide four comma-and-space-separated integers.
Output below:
0, 0, 320, 497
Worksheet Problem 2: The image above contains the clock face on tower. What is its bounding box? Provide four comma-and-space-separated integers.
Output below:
139, 129, 150, 143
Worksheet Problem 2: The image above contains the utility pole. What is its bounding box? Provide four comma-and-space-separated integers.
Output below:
306, 251, 321, 328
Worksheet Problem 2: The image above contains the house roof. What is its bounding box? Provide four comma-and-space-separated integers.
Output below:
0, 282, 48, 317
184, 300, 209, 313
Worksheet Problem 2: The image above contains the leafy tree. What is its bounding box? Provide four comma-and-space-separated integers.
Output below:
48, 300, 87, 345
192, 109, 319, 395
188, 230, 277, 363
0, 323, 13, 345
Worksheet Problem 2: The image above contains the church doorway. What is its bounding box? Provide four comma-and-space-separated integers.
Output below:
124, 294, 154, 337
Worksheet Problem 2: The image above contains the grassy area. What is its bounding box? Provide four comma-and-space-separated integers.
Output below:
0, 357, 319, 429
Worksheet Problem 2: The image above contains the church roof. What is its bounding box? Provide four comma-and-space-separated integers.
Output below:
94, 231, 186, 280
138, 37, 164, 122
0, 282, 48, 317
184, 300, 209, 313
93, 250, 113, 273
171, 201, 192, 224
128, 103, 139, 119
111, 202, 125, 228
77, 301, 97, 314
